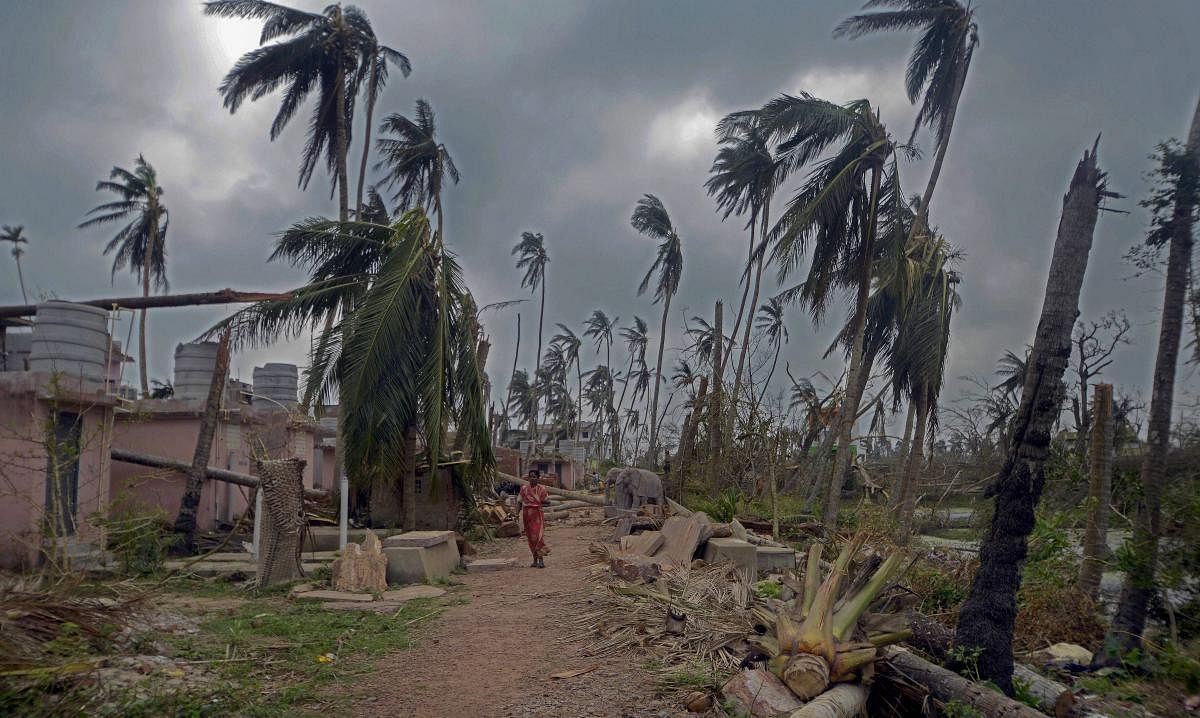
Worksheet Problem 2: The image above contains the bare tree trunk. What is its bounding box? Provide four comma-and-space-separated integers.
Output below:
955, 140, 1105, 693
1079, 383, 1114, 600
335, 59, 350, 223
401, 424, 417, 531
708, 300, 724, 487
499, 313, 520, 444
172, 328, 232, 553
139, 262, 150, 397
354, 62, 379, 217
822, 165, 883, 527
1097, 97, 1200, 664
881, 649, 1046, 718
532, 279, 545, 438
647, 295, 671, 465
895, 386, 929, 545
14, 255, 27, 304
725, 220, 756, 392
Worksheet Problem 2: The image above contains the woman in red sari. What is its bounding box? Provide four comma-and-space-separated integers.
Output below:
518, 469, 549, 568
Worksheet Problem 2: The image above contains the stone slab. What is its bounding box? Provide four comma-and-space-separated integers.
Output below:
703, 537, 757, 581
380, 585, 446, 602
755, 546, 797, 574
295, 589, 375, 602
619, 531, 664, 556
465, 558, 516, 572
384, 540, 461, 584
321, 601, 403, 612
382, 530, 456, 549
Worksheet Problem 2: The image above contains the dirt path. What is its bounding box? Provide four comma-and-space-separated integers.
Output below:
343, 511, 681, 717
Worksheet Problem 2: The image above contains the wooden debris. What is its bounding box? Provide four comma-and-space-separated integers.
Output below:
619, 531, 664, 556
659, 512, 710, 565
881, 647, 1046, 718
608, 553, 666, 583
786, 683, 867, 717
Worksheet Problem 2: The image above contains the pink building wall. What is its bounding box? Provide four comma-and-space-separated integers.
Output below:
0, 373, 114, 570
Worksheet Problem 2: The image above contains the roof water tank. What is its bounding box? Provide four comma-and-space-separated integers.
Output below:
253, 363, 299, 407
174, 342, 220, 400
27, 302, 110, 382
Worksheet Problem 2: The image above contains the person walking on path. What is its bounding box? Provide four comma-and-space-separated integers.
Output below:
518, 469, 550, 568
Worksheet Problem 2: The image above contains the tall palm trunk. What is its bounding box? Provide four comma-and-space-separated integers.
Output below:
335, 58, 350, 223
532, 279, 545, 439
725, 218, 756, 384
955, 140, 1105, 693
138, 204, 157, 397
613, 351, 637, 462
758, 338, 782, 407
908, 45, 973, 247
708, 300, 724, 485
500, 313, 521, 443
354, 62, 379, 217
173, 329, 232, 553
647, 296, 671, 465
1098, 97, 1200, 664
1079, 382, 1114, 600
13, 254, 27, 304
822, 165, 883, 526
732, 202, 770, 421
894, 385, 929, 544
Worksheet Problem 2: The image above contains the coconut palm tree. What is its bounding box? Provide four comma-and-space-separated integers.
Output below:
376, 99, 460, 240
79, 155, 168, 396
512, 231, 550, 435
0, 225, 28, 303
707, 113, 788, 415
551, 323, 583, 439
757, 93, 894, 527
204, 0, 381, 222
888, 236, 961, 543
631, 194, 684, 465
994, 348, 1028, 398
507, 369, 538, 431
584, 310, 618, 443
210, 209, 493, 525
835, 0, 979, 241
1098, 98, 1200, 666
754, 297, 789, 405
352, 38, 411, 216
613, 316, 649, 461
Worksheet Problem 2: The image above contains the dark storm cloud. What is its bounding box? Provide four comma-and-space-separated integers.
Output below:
1, 1, 1197, 424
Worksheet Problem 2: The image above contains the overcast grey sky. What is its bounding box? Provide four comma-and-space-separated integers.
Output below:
2, 1, 1198, 428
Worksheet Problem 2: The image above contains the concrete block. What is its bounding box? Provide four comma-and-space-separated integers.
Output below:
383, 530, 455, 549
703, 537, 757, 580
384, 538, 460, 585
755, 546, 797, 574
465, 558, 516, 572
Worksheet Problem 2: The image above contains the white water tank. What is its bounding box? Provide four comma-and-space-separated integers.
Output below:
253, 363, 298, 407
27, 302, 110, 382
174, 342, 220, 399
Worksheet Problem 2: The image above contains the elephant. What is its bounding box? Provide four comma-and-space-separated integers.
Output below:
613, 467, 663, 510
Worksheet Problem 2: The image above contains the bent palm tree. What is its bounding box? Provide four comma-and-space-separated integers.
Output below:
352, 37, 410, 216
79, 155, 168, 396
376, 99, 459, 239
512, 231, 550, 435
1, 225, 29, 303
835, 0, 979, 241
204, 0, 380, 222
708, 113, 788, 416
632, 194, 684, 466
755, 297, 789, 405
758, 93, 894, 527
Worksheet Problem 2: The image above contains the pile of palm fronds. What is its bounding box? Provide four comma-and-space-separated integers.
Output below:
572, 549, 757, 670
0, 580, 130, 672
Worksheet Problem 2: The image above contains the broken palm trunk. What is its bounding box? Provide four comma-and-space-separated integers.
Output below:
257, 457, 306, 588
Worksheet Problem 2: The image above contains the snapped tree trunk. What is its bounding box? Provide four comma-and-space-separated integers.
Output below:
822, 165, 883, 527
172, 328, 232, 553
1079, 382, 1114, 600
708, 300, 724, 487
955, 140, 1105, 693
647, 296, 671, 465
1098, 96, 1200, 664
894, 386, 929, 545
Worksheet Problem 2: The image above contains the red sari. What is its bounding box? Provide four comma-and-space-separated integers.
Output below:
519, 482, 549, 558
